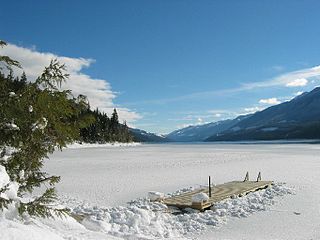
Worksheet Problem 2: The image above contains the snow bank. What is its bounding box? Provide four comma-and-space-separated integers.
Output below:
0, 219, 65, 240
0, 166, 19, 202
0, 213, 123, 240
61, 183, 294, 239
0, 165, 21, 221
0, 163, 122, 240
0, 177, 294, 240
67, 142, 141, 149
0, 165, 10, 189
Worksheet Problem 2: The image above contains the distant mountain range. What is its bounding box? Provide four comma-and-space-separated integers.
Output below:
207, 87, 320, 141
132, 87, 320, 142
166, 115, 250, 142
129, 128, 170, 142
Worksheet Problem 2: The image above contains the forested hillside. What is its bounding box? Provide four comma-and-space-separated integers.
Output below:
80, 108, 133, 143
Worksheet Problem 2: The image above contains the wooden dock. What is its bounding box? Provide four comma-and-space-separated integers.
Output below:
163, 180, 273, 211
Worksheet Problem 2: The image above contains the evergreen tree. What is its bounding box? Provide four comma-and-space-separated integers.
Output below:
111, 108, 119, 124
79, 108, 133, 143
20, 71, 27, 83
0, 41, 94, 218
110, 108, 119, 141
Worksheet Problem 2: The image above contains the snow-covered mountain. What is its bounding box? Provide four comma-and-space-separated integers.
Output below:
132, 87, 320, 142
207, 87, 320, 141
129, 128, 170, 142
166, 115, 250, 142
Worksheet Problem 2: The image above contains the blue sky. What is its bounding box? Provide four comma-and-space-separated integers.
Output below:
2, 1, 320, 133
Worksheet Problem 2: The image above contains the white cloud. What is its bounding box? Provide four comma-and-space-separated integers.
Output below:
243, 106, 264, 114
259, 98, 281, 105
207, 109, 237, 117
285, 78, 308, 87
242, 66, 320, 90
0, 43, 141, 124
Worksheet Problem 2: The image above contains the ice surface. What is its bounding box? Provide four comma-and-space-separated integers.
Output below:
46, 143, 320, 239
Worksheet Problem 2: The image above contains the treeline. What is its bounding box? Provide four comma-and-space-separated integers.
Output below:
80, 108, 133, 143
1, 69, 27, 90
2, 70, 134, 144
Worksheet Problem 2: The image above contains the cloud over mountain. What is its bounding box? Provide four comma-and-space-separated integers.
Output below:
259, 98, 281, 105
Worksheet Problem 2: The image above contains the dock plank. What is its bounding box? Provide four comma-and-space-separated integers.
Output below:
163, 181, 272, 210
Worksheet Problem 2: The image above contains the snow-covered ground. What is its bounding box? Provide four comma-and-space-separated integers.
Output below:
3, 143, 320, 239
67, 142, 141, 149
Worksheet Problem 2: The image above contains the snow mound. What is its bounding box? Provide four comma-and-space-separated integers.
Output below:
148, 191, 164, 201
0, 149, 20, 202
191, 192, 209, 203
0, 165, 10, 189
61, 183, 294, 239
0, 165, 20, 220
0, 213, 123, 240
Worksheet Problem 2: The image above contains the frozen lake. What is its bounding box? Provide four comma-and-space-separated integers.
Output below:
46, 143, 320, 239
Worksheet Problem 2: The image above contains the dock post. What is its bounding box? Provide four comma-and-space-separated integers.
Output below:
257, 172, 261, 182
244, 171, 249, 182
209, 176, 211, 197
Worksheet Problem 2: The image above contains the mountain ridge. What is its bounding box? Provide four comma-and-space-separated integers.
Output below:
207, 87, 320, 141
166, 115, 251, 142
